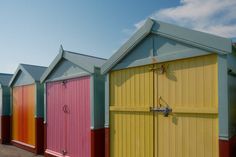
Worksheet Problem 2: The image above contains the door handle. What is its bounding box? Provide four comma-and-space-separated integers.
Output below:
62, 105, 69, 113
150, 106, 172, 117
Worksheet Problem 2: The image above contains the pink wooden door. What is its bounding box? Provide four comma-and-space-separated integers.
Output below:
46, 76, 91, 157
46, 81, 66, 155
65, 76, 91, 157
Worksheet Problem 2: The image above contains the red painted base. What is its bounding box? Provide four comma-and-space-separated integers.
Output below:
105, 128, 110, 157
11, 140, 36, 153
91, 128, 105, 157
220, 136, 236, 157
35, 117, 44, 154
0, 115, 11, 144
11, 117, 44, 155
44, 123, 47, 153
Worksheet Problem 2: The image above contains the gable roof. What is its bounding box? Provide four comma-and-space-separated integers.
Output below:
101, 18, 232, 74
0, 73, 13, 86
40, 46, 107, 83
9, 64, 47, 87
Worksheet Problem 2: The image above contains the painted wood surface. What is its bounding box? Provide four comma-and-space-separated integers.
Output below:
12, 84, 36, 146
109, 54, 218, 157
46, 76, 91, 157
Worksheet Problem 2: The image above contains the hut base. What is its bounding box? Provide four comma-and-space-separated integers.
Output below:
105, 128, 110, 157
0, 115, 11, 144
91, 128, 105, 157
36, 117, 44, 154
11, 140, 36, 153
220, 136, 236, 157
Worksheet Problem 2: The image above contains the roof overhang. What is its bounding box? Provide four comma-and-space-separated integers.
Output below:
9, 65, 35, 87
40, 47, 96, 83
101, 18, 232, 74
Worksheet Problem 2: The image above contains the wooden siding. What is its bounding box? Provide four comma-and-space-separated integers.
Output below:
46, 76, 91, 157
109, 54, 218, 157
12, 84, 36, 146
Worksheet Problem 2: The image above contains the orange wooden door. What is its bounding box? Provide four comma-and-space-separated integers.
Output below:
12, 84, 36, 146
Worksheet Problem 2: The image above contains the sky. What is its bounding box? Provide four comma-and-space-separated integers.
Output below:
0, 0, 236, 73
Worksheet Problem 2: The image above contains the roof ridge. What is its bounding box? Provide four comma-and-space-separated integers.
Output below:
64, 50, 107, 60
0, 73, 13, 75
20, 63, 47, 68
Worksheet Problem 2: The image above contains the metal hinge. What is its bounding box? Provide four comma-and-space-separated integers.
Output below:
62, 150, 67, 155
149, 65, 166, 74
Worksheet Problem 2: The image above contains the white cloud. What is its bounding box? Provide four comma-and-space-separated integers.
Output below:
133, 0, 236, 38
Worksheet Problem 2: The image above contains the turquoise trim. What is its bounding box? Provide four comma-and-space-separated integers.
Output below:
35, 82, 44, 118
101, 18, 232, 74
1, 86, 11, 116
44, 83, 47, 123
218, 55, 229, 139
90, 75, 94, 129
104, 74, 109, 128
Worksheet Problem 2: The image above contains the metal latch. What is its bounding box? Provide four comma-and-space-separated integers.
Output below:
150, 96, 172, 117
150, 106, 172, 117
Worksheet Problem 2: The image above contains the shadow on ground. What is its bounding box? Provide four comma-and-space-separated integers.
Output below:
0, 144, 44, 157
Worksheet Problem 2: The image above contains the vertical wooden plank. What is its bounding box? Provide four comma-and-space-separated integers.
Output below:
110, 65, 154, 157
156, 55, 218, 157
66, 76, 91, 157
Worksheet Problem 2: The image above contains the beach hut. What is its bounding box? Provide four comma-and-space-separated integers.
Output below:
101, 18, 236, 157
40, 47, 106, 157
9, 64, 46, 154
0, 73, 12, 144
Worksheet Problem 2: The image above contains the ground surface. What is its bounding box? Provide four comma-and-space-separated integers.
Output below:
0, 144, 43, 157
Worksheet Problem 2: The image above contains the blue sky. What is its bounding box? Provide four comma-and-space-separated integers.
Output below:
0, 0, 236, 73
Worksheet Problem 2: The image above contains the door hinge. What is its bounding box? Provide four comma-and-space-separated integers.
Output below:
149, 65, 166, 74
62, 150, 67, 155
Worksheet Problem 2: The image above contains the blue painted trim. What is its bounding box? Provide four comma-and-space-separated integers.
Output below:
218, 55, 229, 139
101, 18, 232, 74
104, 74, 109, 128
44, 83, 47, 123
90, 75, 94, 129
113, 50, 210, 71
45, 72, 90, 83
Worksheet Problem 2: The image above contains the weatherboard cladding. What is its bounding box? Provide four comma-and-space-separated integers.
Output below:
40, 47, 106, 82
0, 73, 12, 116
9, 64, 47, 87
9, 64, 46, 117
0, 74, 13, 87
42, 49, 106, 157
112, 34, 211, 71
45, 59, 90, 82
102, 18, 236, 157
101, 18, 232, 74
10, 64, 46, 153
41, 49, 106, 129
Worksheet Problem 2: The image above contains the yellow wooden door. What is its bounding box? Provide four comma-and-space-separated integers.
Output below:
110, 65, 154, 157
110, 55, 219, 157
154, 55, 219, 157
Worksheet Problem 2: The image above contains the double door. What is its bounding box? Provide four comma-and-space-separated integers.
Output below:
46, 76, 91, 157
12, 84, 35, 146
110, 55, 219, 157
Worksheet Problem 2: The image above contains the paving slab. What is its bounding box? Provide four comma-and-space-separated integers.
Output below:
0, 144, 43, 157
